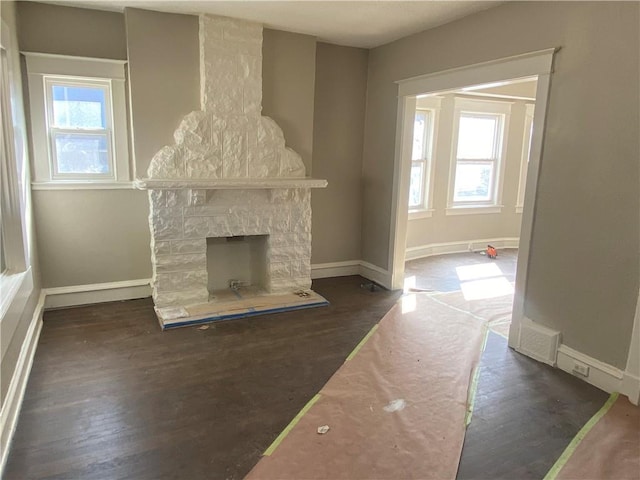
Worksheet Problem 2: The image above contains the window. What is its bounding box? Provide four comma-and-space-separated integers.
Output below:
2, 18, 33, 322
408, 96, 440, 217
24, 53, 130, 187
1, 46, 27, 276
1, 48, 11, 277
45, 78, 113, 179
516, 104, 535, 213
448, 99, 511, 214
409, 109, 433, 208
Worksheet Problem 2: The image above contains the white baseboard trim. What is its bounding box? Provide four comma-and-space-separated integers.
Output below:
44, 279, 152, 309
0, 291, 45, 474
311, 260, 393, 290
556, 344, 625, 395
358, 261, 392, 289
311, 261, 361, 280
621, 372, 640, 406
406, 237, 520, 261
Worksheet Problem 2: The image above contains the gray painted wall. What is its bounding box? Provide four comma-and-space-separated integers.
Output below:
361, 1, 639, 368
125, 8, 200, 177
16, 1, 126, 60
311, 42, 368, 264
31, 190, 151, 287
262, 29, 316, 176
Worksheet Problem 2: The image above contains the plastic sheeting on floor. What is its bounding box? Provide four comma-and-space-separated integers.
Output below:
547, 393, 640, 480
246, 293, 486, 480
426, 289, 513, 339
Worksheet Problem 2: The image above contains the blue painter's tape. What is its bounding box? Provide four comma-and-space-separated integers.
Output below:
163, 300, 330, 330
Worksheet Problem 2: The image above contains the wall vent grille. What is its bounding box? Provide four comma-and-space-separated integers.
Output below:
517, 319, 561, 366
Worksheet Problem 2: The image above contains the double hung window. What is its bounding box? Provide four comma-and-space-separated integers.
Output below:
409, 109, 434, 209
24, 53, 130, 187
448, 99, 511, 212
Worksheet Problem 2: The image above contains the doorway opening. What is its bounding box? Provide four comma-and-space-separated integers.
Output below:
403, 77, 537, 340
388, 49, 556, 349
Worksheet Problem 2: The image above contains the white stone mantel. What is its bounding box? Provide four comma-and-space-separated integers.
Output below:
135, 177, 327, 190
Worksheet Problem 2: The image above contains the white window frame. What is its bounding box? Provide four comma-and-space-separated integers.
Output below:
23, 53, 130, 188
446, 98, 511, 215
516, 103, 535, 213
1, 19, 33, 323
409, 96, 441, 219
44, 76, 114, 180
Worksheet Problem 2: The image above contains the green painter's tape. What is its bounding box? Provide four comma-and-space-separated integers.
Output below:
480, 323, 490, 352
263, 321, 380, 457
263, 394, 322, 456
345, 324, 379, 362
466, 324, 489, 427
465, 365, 482, 427
543, 392, 619, 480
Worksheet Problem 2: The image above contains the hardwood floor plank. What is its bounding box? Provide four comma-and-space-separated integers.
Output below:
3, 270, 609, 480
4, 277, 400, 480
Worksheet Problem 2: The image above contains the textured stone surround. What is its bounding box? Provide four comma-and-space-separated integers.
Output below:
138, 14, 325, 310
149, 188, 312, 307
147, 15, 305, 181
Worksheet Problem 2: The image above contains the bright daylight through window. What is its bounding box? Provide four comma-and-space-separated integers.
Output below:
409, 109, 433, 209
46, 79, 113, 178
453, 112, 503, 204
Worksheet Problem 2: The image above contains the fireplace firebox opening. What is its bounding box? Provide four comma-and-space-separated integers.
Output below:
206, 235, 268, 295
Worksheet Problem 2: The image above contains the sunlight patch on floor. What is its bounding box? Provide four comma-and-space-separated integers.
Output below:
460, 277, 514, 301
404, 275, 417, 293
456, 263, 503, 282
401, 293, 417, 313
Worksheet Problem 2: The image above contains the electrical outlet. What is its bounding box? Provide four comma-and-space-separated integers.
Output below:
572, 361, 590, 377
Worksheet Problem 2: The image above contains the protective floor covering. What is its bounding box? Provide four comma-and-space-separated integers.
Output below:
246, 293, 486, 480
550, 394, 640, 480
427, 289, 513, 338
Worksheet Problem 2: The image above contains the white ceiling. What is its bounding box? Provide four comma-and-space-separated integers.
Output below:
39, 1, 503, 48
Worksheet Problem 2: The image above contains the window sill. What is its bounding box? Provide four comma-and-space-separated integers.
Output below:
515, 205, 524, 214
409, 209, 434, 220
31, 181, 136, 191
446, 205, 503, 216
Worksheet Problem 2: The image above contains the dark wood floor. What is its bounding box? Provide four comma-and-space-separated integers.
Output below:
405, 248, 518, 292
4, 269, 608, 479
458, 332, 608, 479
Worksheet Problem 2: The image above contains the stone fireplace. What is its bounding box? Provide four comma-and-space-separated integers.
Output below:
135, 14, 327, 329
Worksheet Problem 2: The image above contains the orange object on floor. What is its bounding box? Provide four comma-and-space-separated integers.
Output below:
486, 245, 497, 259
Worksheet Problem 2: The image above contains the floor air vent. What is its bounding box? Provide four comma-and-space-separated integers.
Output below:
517, 319, 561, 366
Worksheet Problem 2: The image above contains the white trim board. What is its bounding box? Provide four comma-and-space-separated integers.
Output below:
396, 48, 557, 97
311, 261, 360, 280
44, 279, 152, 309
311, 261, 393, 290
621, 372, 640, 406
556, 345, 629, 397
359, 261, 392, 289
405, 237, 519, 261
0, 291, 45, 474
